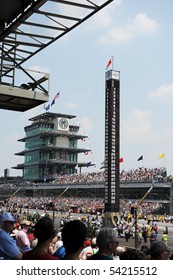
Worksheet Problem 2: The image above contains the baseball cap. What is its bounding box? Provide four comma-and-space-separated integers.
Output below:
1, 212, 16, 223
91, 237, 97, 245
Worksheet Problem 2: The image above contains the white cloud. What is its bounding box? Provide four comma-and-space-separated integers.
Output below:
86, 6, 113, 30
121, 108, 159, 142
129, 13, 159, 35
148, 83, 173, 102
98, 13, 159, 45
99, 26, 134, 44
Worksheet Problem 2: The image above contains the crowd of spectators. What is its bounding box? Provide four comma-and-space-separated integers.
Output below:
50, 167, 168, 185
0, 210, 172, 260
0, 166, 173, 261
2, 196, 163, 222
0, 167, 170, 189
0, 166, 170, 221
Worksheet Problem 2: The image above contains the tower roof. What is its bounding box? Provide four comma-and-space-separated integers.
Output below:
29, 112, 76, 122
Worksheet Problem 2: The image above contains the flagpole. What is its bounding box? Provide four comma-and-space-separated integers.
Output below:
111, 56, 114, 70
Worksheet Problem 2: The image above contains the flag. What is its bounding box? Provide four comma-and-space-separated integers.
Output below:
100, 165, 105, 170
106, 58, 112, 69
86, 161, 91, 167
51, 92, 60, 106
101, 158, 123, 166
158, 153, 165, 159
44, 103, 50, 111
43, 92, 60, 111
137, 155, 143, 161
100, 160, 105, 169
119, 157, 124, 163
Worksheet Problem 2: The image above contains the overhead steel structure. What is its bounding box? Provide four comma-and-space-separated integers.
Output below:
0, 0, 113, 111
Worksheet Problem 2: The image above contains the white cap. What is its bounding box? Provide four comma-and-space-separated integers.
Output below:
91, 237, 97, 245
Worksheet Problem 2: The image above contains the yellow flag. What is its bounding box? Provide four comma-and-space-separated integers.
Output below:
158, 153, 165, 159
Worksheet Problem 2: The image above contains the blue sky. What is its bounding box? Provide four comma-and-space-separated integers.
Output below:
1, 0, 173, 177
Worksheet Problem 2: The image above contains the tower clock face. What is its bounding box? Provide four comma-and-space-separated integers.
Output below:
59, 118, 68, 129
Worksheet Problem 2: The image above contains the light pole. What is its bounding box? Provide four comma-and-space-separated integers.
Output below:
51, 187, 69, 225
134, 182, 155, 249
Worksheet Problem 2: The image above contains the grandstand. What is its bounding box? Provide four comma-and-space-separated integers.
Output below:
0, 167, 173, 215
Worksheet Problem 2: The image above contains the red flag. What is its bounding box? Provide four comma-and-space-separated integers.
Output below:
106, 58, 112, 69
119, 158, 124, 163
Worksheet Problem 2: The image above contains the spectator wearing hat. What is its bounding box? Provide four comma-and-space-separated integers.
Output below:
150, 241, 171, 260
15, 220, 31, 252
0, 212, 22, 259
87, 227, 119, 260
61, 220, 87, 260
80, 239, 93, 260
22, 216, 59, 260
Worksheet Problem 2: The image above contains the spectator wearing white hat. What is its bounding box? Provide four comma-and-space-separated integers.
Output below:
79, 239, 93, 260
0, 212, 22, 259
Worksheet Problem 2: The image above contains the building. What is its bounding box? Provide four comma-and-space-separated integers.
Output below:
12, 112, 92, 181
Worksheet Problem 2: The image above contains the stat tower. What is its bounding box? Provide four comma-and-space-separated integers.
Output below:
104, 68, 120, 226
